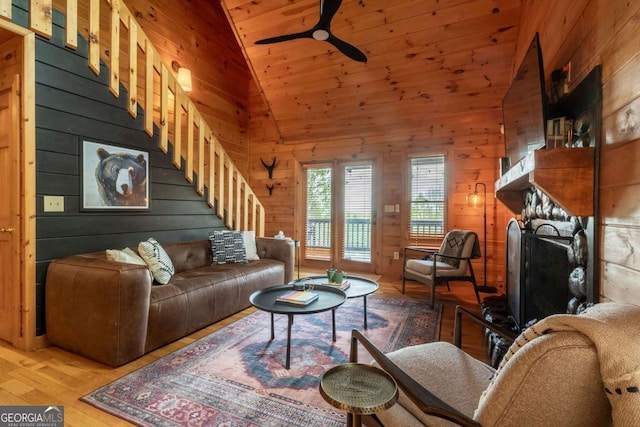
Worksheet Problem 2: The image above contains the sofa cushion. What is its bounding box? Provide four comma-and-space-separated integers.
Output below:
138, 238, 175, 284
209, 230, 247, 264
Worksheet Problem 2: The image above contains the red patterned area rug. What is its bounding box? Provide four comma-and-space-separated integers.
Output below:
81, 295, 442, 426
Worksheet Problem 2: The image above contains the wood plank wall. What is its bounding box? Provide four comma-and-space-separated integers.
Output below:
110, 0, 251, 174
9, 3, 227, 335
0, 32, 22, 82
247, 79, 511, 284
515, 0, 640, 305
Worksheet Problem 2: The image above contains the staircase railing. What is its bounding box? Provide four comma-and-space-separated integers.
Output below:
2, 0, 265, 235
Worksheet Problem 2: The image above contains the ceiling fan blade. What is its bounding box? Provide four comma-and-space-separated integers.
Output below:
318, 0, 343, 28
255, 30, 313, 45
327, 34, 367, 62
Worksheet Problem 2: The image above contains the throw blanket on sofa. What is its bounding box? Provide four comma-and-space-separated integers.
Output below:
482, 302, 640, 426
435, 230, 481, 268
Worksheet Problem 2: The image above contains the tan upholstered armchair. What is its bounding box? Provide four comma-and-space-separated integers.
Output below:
350, 302, 640, 426
403, 230, 481, 307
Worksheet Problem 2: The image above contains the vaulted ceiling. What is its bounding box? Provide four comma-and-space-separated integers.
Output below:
221, 0, 523, 143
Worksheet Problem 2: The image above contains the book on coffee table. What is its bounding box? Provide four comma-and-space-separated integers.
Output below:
276, 290, 319, 306
325, 280, 350, 291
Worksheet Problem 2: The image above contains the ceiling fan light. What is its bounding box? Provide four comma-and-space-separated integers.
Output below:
312, 29, 330, 41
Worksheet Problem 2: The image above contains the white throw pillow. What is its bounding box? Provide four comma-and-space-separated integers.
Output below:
106, 247, 146, 265
243, 230, 260, 261
138, 238, 175, 285
106, 247, 153, 281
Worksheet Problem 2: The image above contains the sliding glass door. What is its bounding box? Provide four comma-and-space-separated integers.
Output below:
303, 161, 375, 272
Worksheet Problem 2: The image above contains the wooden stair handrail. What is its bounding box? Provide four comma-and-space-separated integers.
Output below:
1, 0, 265, 235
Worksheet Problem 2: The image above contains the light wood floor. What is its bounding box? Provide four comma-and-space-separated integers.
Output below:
0, 272, 491, 426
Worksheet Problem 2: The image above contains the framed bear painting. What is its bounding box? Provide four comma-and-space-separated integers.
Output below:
81, 140, 150, 210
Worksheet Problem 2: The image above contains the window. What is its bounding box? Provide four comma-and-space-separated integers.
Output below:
305, 167, 332, 259
408, 155, 446, 245
342, 164, 373, 262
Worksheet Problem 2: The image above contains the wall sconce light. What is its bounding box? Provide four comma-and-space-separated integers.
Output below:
171, 60, 192, 93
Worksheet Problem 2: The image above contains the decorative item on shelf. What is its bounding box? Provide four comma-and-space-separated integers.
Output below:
549, 63, 571, 102
546, 116, 573, 149
572, 112, 594, 147
499, 157, 511, 176
467, 183, 497, 294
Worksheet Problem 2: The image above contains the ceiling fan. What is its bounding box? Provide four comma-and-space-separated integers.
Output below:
255, 0, 367, 63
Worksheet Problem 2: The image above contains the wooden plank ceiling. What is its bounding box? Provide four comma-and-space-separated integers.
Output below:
221, 0, 523, 143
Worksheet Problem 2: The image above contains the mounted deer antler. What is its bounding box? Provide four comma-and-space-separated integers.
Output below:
260, 157, 277, 179
266, 184, 275, 195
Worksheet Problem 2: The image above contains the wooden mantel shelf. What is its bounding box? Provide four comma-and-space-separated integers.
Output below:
495, 147, 595, 216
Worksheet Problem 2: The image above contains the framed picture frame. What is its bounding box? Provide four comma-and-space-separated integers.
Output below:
81, 140, 150, 211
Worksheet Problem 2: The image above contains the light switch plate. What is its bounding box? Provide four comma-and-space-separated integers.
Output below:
44, 195, 64, 212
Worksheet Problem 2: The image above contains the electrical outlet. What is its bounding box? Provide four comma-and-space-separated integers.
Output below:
393, 251, 399, 260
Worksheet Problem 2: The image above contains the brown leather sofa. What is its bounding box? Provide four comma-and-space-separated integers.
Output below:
45, 237, 295, 367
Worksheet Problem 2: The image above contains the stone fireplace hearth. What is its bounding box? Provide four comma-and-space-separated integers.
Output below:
482, 186, 598, 367
510, 186, 596, 326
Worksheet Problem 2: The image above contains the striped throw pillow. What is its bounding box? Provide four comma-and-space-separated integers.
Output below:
138, 238, 175, 285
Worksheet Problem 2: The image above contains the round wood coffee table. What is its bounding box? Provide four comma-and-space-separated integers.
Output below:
249, 284, 347, 369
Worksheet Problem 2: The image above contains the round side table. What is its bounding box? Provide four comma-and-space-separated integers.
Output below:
319, 363, 398, 427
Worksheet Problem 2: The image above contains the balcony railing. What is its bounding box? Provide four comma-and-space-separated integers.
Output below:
306, 218, 371, 261
410, 219, 444, 237
306, 218, 443, 253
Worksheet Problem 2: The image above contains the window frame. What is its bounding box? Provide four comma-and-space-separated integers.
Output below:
406, 153, 448, 247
